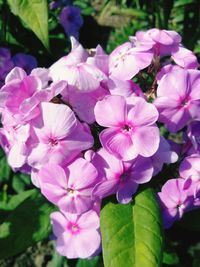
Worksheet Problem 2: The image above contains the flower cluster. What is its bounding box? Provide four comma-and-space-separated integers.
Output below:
0, 28, 199, 258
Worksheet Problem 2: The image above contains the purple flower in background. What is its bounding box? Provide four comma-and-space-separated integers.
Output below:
12, 53, 37, 74
59, 6, 83, 39
0, 48, 14, 87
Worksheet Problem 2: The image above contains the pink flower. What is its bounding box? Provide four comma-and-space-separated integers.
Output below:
28, 102, 93, 168
179, 154, 200, 182
158, 178, 194, 228
154, 69, 200, 132
109, 42, 153, 80
94, 95, 160, 160
50, 38, 107, 92
0, 67, 67, 123
62, 85, 109, 124
38, 158, 98, 214
151, 136, 178, 175
50, 210, 101, 258
85, 148, 153, 204
0, 123, 30, 169
132, 28, 198, 69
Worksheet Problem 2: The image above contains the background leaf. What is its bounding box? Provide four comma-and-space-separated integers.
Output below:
6, 0, 49, 50
100, 188, 163, 267
0, 189, 55, 259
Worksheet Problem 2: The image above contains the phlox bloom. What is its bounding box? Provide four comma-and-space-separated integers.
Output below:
154, 69, 200, 132
38, 158, 98, 214
94, 95, 160, 160
85, 148, 153, 204
28, 102, 93, 168
50, 210, 101, 258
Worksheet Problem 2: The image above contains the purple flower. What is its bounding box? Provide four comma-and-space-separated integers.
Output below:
94, 95, 160, 160
12, 53, 37, 74
158, 178, 194, 228
179, 154, 200, 182
50, 209, 101, 258
59, 6, 83, 39
154, 69, 200, 132
187, 121, 200, 153
28, 102, 93, 169
39, 158, 98, 214
0, 48, 14, 86
0, 67, 66, 124
109, 42, 153, 80
85, 148, 153, 204
151, 136, 178, 176
131, 28, 198, 69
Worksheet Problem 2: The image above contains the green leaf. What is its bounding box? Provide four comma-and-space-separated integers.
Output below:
100, 188, 163, 267
163, 251, 179, 265
0, 189, 35, 211
6, 0, 49, 50
0, 189, 55, 259
12, 173, 31, 193
0, 156, 12, 183
76, 256, 101, 267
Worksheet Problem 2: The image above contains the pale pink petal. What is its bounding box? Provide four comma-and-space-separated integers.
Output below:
56, 232, 79, 258
50, 211, 67, 236
38, 164, 68, 188
28, 143, 50, 168
128, 99, 158, 126
93, 179, 119, 198
77, 210, 100, 229
100, 128, 138, 161
41, 102, 77, 139
131, 126, 160, 157
75, 229, 101, 258
5, 67, 27, 83
94, 95, 127, 127
68, 158, 98, 189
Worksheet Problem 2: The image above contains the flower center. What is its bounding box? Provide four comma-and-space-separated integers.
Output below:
67, 222, 80, 234
120, 172, 128, 181
67, 188, 77, 196
122, 124, 131, 132
179, 96, 190, 108
49, 138, 58, 146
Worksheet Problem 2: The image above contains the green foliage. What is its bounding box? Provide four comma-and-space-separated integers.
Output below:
100, 188, 163, 267
6, 0, 49, 50
0, 189, 55, 259
76, 256, 103, 267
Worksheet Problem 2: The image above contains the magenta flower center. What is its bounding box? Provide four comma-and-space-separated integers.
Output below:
122, 124, 131, 132
49, 138, 58, 146
67, 222, 80, 234
179, 96, 191, 108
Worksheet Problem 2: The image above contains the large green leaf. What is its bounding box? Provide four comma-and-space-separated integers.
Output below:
6, 0, 49, 50
0, 189, 55, 259
100, 188, 163, 267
